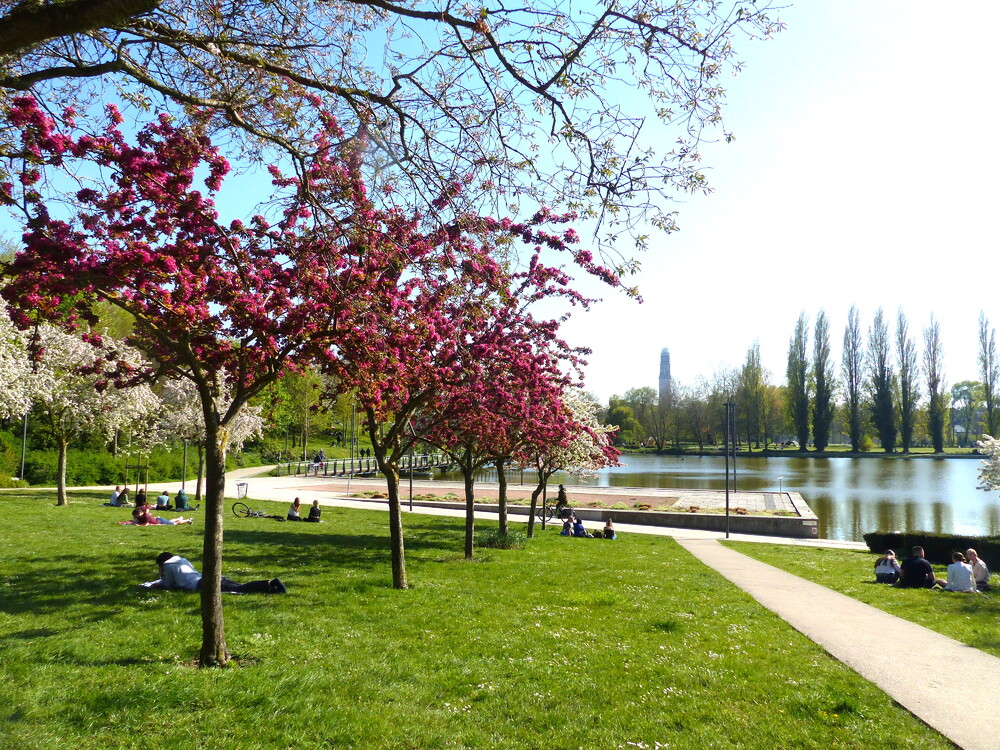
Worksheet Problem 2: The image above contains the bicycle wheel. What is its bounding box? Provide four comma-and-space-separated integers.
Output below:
232, 502, 251, 518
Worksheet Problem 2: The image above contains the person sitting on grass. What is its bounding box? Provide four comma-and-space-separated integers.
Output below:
173, 488, 196, 511
287, 497, 303, 521
603, 518, 617, 541
142, 552, 286, 594
572, 516, 593, 538
559, 516, 572, 536
966, 548, 991, 591
873, 549, 901, 584
896, 546, 943, 589
944, 551, 978, 593
117, 487, 130, 507
134, 488, 147, 508
155, 490, 172, 511
106, 485, 123, 506
304, 499, 322, 523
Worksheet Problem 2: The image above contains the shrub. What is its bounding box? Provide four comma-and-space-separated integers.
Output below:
863, 530, 1000, 570
0, 474, 28, 488
474, 527, 527, 549
611, 502, 628, 510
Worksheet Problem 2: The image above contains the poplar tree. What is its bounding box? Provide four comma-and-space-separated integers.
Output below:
924, 316, 947, 453
979, 312, 999, 437
786, 313, 810, 451
896, 308, 919, 453
812, 309, 835, 452
842, 306, 864, 452
867, 307, 896, 453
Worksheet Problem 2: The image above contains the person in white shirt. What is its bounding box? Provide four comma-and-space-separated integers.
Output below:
944, 551, 978, 593
874, 549, 902, 584
966, 548, 991, 591
145, 552, 287, 594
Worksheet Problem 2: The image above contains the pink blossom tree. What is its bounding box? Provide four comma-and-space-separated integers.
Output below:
0, 97, 398, 666
420, 305, 580, 557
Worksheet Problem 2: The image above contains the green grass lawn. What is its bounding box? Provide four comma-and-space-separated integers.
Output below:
0, 491, 955, 749
727, 541, 1000, 657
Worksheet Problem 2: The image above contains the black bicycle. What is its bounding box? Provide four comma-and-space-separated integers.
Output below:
536, 502, 572, 524
231, 502, 286, 521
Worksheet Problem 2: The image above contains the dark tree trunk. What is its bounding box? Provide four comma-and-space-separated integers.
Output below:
56, 437, 69, 506
462, 450, 475, 559
381, 462, 408, 589
495, 458, 509, 536
527, 484, 543, 538
198, 430, 228, 667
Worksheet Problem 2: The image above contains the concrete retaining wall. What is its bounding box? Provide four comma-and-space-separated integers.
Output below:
388, 492, 819, 539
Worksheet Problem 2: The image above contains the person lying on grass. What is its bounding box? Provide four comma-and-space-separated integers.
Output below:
142, 552, 287, 594
124, 505, 193, 526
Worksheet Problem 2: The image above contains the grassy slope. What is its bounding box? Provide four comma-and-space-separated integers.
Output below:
727, 541, 1000, 658
0, 491, 954, 749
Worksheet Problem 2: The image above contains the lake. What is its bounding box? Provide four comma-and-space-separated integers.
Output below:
443, 453, 1000, 541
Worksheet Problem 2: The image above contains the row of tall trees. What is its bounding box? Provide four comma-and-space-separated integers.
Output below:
607, 308, 1000, 453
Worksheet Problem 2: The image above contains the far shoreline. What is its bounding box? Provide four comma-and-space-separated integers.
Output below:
625, 448, 983, 460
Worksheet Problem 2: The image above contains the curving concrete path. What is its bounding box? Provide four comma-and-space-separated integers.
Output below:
676, 538, 998, 750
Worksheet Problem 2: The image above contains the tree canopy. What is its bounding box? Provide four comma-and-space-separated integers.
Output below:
0, 0, 781, 253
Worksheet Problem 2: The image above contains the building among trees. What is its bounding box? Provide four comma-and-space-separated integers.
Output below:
659, 348, 673, 406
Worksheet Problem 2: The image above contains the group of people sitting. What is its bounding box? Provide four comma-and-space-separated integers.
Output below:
875, 545, 991, 592
114, 487, 196, 526
286, 496, 323, 522
559, 515, 617, 540
107, 485, 197, 511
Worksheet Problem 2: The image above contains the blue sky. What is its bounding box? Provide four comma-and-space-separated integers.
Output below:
561, 1, 1000, 402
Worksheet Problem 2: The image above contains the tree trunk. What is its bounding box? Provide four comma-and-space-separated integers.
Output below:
462, 451, 475, 560
527, 484, 543, 538
198, 428, 228, 667
495, 458, 509, 536
381, 462, 408, 589
56, 437, 69, 506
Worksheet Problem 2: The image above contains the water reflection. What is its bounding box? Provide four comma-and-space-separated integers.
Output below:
440, 454, 1000, 541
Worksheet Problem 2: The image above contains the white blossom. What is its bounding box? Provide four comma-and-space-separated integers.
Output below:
0, 303, 32, 419
977, 435, 1000, 491
30, 325, 162, 444
157, 375, 264, 451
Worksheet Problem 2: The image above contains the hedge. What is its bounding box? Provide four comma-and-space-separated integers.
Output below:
863, 531, 1000, 570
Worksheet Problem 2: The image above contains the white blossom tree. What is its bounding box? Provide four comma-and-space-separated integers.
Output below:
157, 376, 265, 501
29, 325, 161, 505
976, 435, 1000, 493
0, 301, 31, 420
526, 388, 619, 536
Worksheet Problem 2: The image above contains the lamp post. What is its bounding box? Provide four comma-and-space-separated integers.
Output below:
723, 402, 734, 539
19, 411, 28, 482
182, 439, 188, 491
778, 476, 783, 494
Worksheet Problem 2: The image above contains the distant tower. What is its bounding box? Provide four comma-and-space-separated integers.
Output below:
658, 348, 672, 405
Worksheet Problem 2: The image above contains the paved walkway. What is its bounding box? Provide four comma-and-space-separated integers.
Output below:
676, 538, 999, 750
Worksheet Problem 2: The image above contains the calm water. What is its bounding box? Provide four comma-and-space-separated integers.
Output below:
443, 454, 1000, 541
